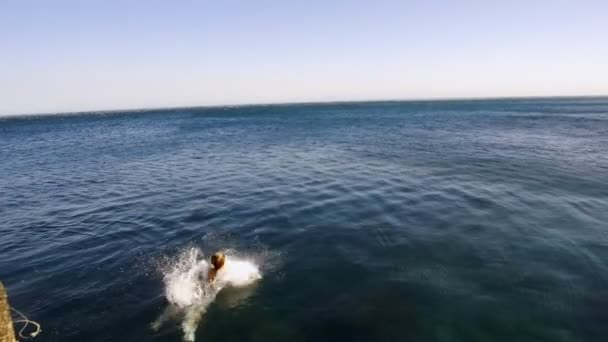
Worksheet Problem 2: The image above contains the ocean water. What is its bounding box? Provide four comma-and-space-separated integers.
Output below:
1, 98, 608, 342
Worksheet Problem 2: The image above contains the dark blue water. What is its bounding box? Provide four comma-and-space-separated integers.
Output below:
1, 98, 608, 342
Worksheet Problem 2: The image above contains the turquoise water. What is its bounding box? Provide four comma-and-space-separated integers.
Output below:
1, 98, 607, 341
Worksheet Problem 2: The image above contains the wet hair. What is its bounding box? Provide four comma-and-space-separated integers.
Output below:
210, 252, 225, 270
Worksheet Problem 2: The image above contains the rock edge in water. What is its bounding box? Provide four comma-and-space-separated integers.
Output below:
0, 282, 16, 342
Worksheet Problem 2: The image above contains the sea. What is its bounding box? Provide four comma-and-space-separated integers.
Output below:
1, 97, 607, 342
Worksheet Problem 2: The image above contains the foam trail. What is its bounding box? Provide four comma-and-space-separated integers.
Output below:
153, 247, 262, 342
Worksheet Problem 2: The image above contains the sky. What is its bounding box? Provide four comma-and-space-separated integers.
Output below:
1, 0, 607, 115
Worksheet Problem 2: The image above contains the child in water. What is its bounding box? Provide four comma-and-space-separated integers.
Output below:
204, 251, 262, 287
153, 249, 261, 342
206, 252, 225, 283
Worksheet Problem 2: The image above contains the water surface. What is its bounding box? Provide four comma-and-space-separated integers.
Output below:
1, 98, 608, 341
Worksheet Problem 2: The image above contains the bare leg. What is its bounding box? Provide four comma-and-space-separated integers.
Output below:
182, 304, 206, 342
151, 304, 179, 331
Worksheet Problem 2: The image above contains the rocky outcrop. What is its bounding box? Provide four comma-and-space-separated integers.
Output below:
0, 282, 16, 342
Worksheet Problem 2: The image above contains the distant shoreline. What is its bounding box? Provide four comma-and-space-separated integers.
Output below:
1, 94, 607, 119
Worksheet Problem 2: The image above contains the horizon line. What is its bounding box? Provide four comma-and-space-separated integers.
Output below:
2, 93, 607, 119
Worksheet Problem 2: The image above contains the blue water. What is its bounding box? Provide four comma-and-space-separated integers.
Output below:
1, 98, 608, 342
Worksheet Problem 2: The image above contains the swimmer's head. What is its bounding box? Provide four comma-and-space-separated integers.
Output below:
210, 252, 225, 270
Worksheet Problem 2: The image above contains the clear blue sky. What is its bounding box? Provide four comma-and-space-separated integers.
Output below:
1, 0, 607, 115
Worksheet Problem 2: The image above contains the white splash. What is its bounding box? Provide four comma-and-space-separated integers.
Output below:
215, 259, 262, 287
152, 247, 262, 342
